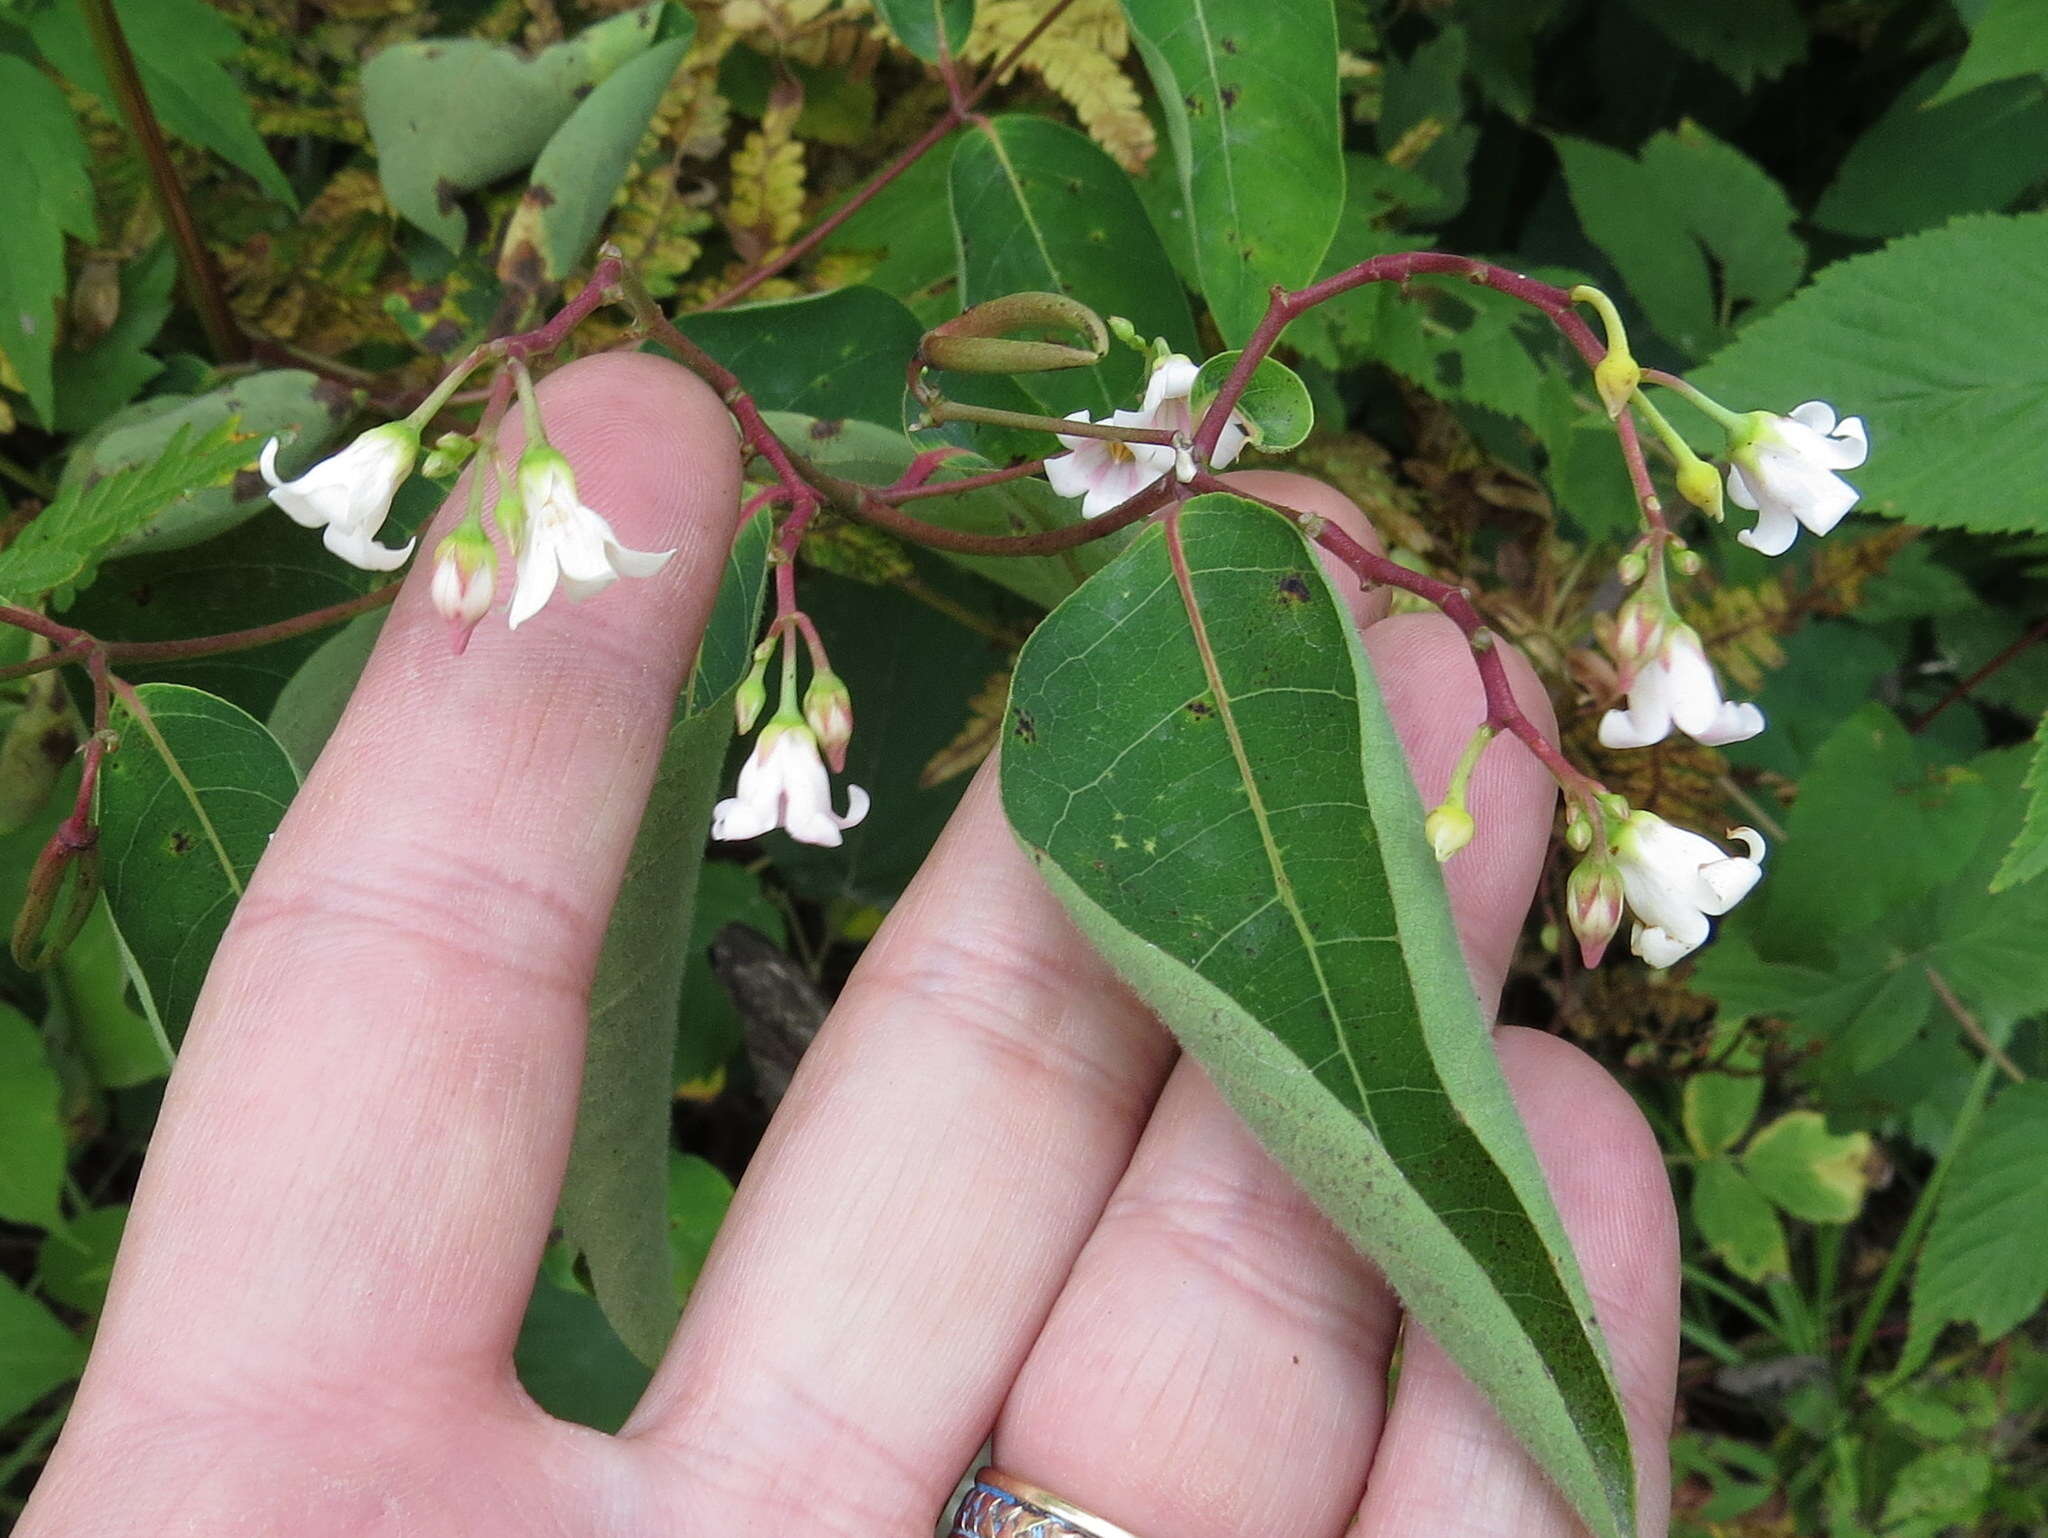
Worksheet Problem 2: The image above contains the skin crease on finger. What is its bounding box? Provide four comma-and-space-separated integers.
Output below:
18, 447, 1676, 1538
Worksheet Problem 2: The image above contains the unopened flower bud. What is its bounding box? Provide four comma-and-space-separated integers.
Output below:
1675, 455, 1723, 522
1564, 805, 1594, 853
429, 519, 496, 651
1672, 546, 1704, 577
803, 669, 854, 773
1594, 349, 1640, 421
1616, 549, 1647, 585
734, 656, 770, 737
1611, 588, 1669, 668
422, 432, 479, 479
1566, 857, 1626, 968
1424, 803, 1475, 862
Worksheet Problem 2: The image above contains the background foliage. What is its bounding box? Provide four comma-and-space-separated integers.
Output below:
3, 0, 2047, 1531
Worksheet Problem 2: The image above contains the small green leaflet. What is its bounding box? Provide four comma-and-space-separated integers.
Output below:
1191, 351, 1313, 450
97, 684, 302, 1048
0, 421, 256, 609
871, 0, 974, 64
1992, 709, 2048, 891
1002, 494, 1636, 1538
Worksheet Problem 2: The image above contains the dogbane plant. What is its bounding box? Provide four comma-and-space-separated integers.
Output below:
0, 240, 1869, 1538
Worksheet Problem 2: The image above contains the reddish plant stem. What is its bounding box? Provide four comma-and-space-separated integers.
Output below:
1908, 613, 2048, 733
700, 0, 1079, 310
880, 457, 1048, 503
888, 447, 977, 492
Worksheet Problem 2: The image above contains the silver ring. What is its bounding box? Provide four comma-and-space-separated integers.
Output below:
951, 1468, 1150, 1538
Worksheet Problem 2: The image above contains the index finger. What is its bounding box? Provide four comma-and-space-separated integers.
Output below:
77, 353, 740, 1395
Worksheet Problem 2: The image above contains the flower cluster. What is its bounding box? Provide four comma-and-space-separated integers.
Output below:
1045, 354, 1250, 518
712, 644, 867, 848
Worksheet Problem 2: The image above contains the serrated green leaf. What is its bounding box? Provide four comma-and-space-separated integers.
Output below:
29, 0, 293, 206
1814, 66, 2048, 240
1686, 212, 2048, 535
675, 287, 923, 424
1925, 0, 2048, 108
561, 511, 770, 1364
1741, 1110, 1873, 1224
0, 1273, 84, 1424
1910, 1080, 2048, 1345
1992, 709, 2048, 890
947, 114, 1194, 419
1690, 1157, 1788, 1282
0, 1002, 65, 1231
1002, 495, 1636, 1538
1683, 1071, 1761, 1160
500, 10, 695, 285
1638, 123, 1804, 317
1191, 351, 1312, 450
0, 53, 96, 423
1616, 0, 1805, 90
97, 683, 301, 1048
1123, 0, 1344, 346
0, 420, 256, 608
362, 2, 677, 247
873, 0, 973, 64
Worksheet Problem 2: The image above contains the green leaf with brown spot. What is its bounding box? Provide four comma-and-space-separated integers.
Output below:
1002, 494, 1636, 1538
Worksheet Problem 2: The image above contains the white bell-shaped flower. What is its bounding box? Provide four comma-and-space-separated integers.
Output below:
1726, 401, 1869, 557
711, 720, 870, 847
506, 448, 675, 628
1599, 621, 1764, 749
1612, 812, 1765, 968
1043, 353, 1251, 518
261, 423, 420, 571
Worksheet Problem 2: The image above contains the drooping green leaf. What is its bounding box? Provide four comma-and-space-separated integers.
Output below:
362, 2, 680, 247
0, 53, 97, 424
1992, 709, 2048, 891
0, 421, 256, 609
499, 9, 696, 286
1741, 1111, 1874, 1224
1813, 67, 2048, 240
947, 114, 1194, 419
1002, 495, 1636, 1538
58, 370, 359, 562
1615, 0, 1805, 90
1924, 0, 2048, 108
0, 1273, 84, 1424
1122, 0, 1344, 346
1686, 212, 2048, 535
560, 511, 770, 1365
96, 684, 301, 1048
1909, 1080, 2048, 1347
0, 1002, 66, 1232
1690, 1157, 1789, 1283
674, 287, 923, 424
1191, 351, 1313, 451
872, 0, 974, 65
37, 1204, 128, 1317
29, 0, 293, 206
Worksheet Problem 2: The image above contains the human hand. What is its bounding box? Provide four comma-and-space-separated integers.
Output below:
19, 353, 1678, 1538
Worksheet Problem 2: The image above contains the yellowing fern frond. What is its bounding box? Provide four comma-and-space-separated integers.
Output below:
726, 97, 809, 255
964, 0, 1155, 172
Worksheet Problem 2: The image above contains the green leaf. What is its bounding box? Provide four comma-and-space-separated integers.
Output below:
58, 370, 360, 562
1992, 709, 2048, 891
560, 511, 770, 1364
29, 0, 294, 206
873, 0, 974, 64
1686, 212, 2048, 535
1879, 1446, 1995, 1531
97, 684, 301, 1048
818, 145, 960, 324
1813, 66, 2048, 240
1689, 1157, 1788, 1283
947, 114, 1195, 418
675, 287, 923, 423
1910, 1080, 2048, 1344
1741, 1111, 1873, 1224
0, 53, 96, 424
1191, 351, 1313, 451
0, 1273, 85, 1424
514, 1272, 652, 1432
53, 244, 178, 432
1375, 26, 1477, 224
37, 1204, 128, 1317
1001, 494, 1636, 1538
1122, 0, 1344, 346
1925, 0, 2048, 108
54, 900, 170, 1089
499, 9, 696, 286
1637, 123, 1804, 317
761, 412, 1125, 608
0, 420, 256, 608
1615, 0, 1804, 90
667, 1150, 732, 1301
1683, 1072, 1761, 1161
0, 1002, 65, 1231
362, 2, 680, 247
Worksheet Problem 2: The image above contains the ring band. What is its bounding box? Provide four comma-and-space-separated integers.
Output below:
951, 1468, 1149, 1538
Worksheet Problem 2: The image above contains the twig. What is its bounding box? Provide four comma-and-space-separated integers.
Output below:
1907, 613, 2048, 732
1927, 966, 2025, 1083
